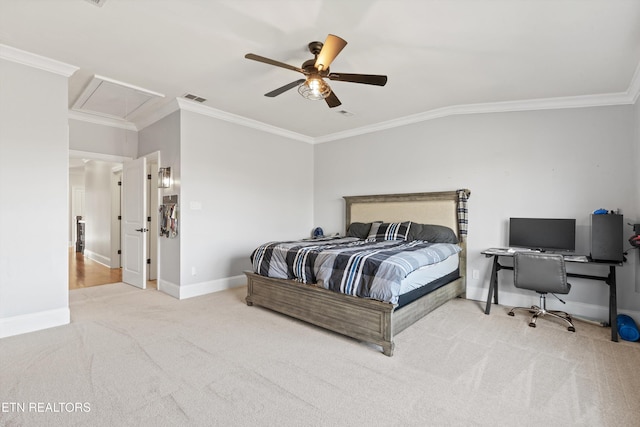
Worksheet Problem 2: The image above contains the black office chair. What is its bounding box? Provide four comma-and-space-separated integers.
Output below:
508, 252, 576, 332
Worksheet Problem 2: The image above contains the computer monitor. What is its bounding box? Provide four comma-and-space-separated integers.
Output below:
509, 218, 576, 252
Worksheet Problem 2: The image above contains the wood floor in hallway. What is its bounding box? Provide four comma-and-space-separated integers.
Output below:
69, 248, 122, 290
69, 248, 157, 290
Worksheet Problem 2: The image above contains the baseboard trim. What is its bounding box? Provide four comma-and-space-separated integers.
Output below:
158, 275, 245, 300
466, 285, 640, 325
158, 279, 180, 299
84, 250, 111, 268
0, 307, 70, 339
179, 275, 245, 299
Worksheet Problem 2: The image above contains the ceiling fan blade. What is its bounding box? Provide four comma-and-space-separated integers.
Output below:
245, 53, 305, 74
325, 90, 341, 108
264, 79, 305, 97
315, 34, 347, 71
327, 73, 388, 86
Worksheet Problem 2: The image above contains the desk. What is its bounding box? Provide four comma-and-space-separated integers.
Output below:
481, 248, 622, 342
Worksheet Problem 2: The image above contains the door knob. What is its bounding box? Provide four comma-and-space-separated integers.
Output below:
135, 228, 149, 232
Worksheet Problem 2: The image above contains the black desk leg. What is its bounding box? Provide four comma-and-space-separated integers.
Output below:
608, 266, 618, 342
484, 256, 499, 314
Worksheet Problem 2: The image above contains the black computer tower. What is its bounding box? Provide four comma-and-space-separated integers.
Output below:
590, 214, 623, 262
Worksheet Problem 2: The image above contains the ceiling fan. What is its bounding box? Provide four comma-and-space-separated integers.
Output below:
245, 34, 387, 108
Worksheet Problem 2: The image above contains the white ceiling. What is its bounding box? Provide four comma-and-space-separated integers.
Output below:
2, 0, 640, 140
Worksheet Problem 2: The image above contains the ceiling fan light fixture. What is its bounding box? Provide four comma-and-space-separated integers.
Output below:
245, 34, 386, 108
298, 76, 331, 100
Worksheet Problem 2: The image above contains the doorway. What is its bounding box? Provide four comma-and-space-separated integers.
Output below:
69, 154, 124, 289
69, 246, 122, 289
68, 150, 160, 290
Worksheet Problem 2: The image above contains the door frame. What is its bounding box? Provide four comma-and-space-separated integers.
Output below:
68, 150, 162, 290
69, 150, 131, 259
143, 151, 161, 285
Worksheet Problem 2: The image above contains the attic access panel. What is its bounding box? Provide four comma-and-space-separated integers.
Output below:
72, 75, 164, 120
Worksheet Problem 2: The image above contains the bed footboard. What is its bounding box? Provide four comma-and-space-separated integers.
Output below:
245, 271, 396, 356
245, 271, 465, 356
393, 276, 465, 334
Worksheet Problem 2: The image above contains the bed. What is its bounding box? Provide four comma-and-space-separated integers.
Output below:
245, 189, 470, 356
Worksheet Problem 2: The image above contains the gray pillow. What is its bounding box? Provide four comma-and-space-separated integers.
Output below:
346, 222, 377, 238
408, 223, 458, 243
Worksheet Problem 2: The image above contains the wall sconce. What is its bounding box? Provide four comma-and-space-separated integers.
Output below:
158, 167, 171, 188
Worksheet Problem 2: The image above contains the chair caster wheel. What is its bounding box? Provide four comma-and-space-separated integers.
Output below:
528, 322, 536, 328
508, 312, 514, 316
568, 327, 575, 332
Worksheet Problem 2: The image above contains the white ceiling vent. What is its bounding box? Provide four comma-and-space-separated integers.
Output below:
72, 75, 164, 121
336, 109, 354, 117
183, 93, 207, 103
84, 0, 107, 7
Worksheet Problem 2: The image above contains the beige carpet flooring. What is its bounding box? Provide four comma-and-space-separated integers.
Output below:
1, 283, 640, 426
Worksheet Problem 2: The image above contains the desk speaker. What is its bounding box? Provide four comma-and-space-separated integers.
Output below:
590, 214, 623, 262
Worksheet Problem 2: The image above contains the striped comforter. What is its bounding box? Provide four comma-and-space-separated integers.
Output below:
250, 237, 461, 304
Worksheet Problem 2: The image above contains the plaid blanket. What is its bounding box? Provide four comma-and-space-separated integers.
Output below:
251, 237, 461, 304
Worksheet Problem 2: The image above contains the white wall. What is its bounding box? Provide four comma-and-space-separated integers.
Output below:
83, 160, 119, 267
69, 118, 138, 158
174, 110, 314, 298
0, 55, 71, 337
138, 111, 181, 289
314, 105, 639, 320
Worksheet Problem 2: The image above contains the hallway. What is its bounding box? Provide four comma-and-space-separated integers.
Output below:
69, 248, 121, 289
69, 248, 157, 290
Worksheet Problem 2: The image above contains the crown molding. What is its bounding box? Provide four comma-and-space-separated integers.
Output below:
0, 44, 78, 77
175, 98, 314, 144
69, 149, 132, 163
70, 74, 640, 143
627, 61, 640, 104
68, 110, 138, 131
314, 91, 636, 144
135, 99, 180, 131
72, 88, 640, 143
2, 43, 635, 143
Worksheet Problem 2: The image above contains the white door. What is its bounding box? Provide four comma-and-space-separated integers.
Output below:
148, 162, 158, 281
122, 157, 147, 289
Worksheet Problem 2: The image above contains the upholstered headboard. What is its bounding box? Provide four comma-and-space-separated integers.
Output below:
343, 190, 467, 240
343, 190, 470, 281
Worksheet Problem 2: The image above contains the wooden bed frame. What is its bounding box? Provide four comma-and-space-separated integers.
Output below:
245, 190, 469, 356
